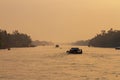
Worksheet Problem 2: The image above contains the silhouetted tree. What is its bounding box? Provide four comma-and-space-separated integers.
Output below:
89, 28, 120, 47
0, 30, 8, 49
0, 29, 32, 49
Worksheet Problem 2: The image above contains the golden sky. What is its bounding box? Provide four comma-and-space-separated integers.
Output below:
0, 0, 120, 42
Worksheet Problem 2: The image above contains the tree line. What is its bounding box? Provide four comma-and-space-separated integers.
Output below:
0, 29, 32, 49
89, 28, 120, 47
73, 28, 120, 48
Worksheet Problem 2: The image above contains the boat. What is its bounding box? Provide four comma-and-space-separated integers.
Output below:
66, 47, 83, 54
115, 47, 120, 50
55, 45, 59, 48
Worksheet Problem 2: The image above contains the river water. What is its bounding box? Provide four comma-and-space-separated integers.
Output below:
0, 45, 120, 80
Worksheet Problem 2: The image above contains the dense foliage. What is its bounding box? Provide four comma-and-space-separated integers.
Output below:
89, 28, 120, 47
0, 29, 32, 49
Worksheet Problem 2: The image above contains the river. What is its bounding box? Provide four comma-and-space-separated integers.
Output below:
0, 45, 120, 80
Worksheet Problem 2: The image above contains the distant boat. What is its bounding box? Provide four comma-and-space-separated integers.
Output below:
66, 47, 83, 54
7, 48, 11, 50
115, 47, 120, 50
55, 45, 59, 48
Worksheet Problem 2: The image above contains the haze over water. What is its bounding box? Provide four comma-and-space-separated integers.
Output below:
0, 46, 120, 80
1, 0, 120, 80
0, 0, 120, 42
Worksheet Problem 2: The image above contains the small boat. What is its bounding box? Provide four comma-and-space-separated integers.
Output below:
7, 48, 11, 50
55, 45, 59, 48
66, 47, 83, 54
115, 47, 120, 50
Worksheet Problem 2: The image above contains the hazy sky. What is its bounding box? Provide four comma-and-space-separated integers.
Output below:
0, 0, 120, 42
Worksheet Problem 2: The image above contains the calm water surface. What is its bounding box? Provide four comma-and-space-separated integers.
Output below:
0, 46, 120, 80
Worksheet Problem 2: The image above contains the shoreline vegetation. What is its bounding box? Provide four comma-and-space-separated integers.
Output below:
72, 28, 120, 48
0, 29, 55, 50
1, 28, 120, 49
0, 29, 33, 49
